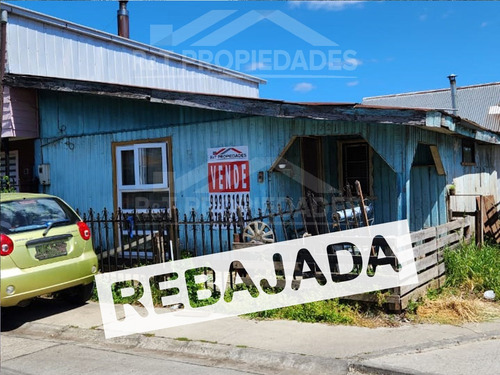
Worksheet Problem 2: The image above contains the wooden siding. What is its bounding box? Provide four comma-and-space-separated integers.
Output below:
36, 91, 498, 230
1, 87, 38, 138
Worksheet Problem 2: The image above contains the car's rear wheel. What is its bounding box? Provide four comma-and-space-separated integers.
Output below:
60, 281, 95, 305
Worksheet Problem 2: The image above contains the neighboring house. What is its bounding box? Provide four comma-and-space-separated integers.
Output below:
363, 79, 500, 213
363, 80, 500, 133
1, 3, 499, 238
0, 3, 264, 192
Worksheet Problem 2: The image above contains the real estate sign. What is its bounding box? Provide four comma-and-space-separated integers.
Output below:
207, 146, 250, 218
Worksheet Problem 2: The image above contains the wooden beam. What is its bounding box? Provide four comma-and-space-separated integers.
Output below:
3, 74, 429, 125
429, 145, 446, 175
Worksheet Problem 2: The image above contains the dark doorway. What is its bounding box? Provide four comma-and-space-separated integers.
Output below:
300, 137, 328, 234
301, 137, 322, 196
342, 142, 370, 196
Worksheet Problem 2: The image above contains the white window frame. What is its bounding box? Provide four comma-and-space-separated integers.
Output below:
115, 142, 169, 212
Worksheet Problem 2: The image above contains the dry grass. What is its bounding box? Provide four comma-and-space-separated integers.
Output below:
413, 294, 500, 325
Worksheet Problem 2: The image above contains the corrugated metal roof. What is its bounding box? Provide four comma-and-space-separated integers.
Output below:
1, 3, 265, 98
363, 82, 500, 133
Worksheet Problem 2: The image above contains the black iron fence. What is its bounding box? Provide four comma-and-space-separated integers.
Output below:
80, 185, 374, 273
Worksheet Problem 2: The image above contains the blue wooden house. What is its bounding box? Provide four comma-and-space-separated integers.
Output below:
2, 3, 500, 237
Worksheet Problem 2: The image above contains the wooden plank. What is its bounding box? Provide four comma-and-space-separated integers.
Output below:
436, 231, 461, 249
268, 136, 298, 172
483, 196, 500, 244
400, 265, 439, 295
343, 292, 400, 305
412, 239, 437, 259
438, 261, 446, 276
415, 253, 439, 273
400, 275, 446, 310
411, 227, 436, 244
476, 197, 485, 246
437, 248, 445, 263
436, 218, 464, 236
429, 145, 445, 176
463, 215, 475, 240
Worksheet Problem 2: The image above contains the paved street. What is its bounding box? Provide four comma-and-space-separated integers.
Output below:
1, 334, 263, 375
1, 298, 500, 375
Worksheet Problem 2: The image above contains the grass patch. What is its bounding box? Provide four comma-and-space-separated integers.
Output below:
443, 242, 500, 297
405, 242, 500, 324
248, 242, 500, 327
174, 337, 191, 342
248, 299, 357, 325
246, 298, 400, 327
199, 339, 218, 344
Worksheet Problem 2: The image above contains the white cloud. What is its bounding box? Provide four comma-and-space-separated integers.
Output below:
246, 62, 269, 71
328, 58, 362, 70
348, 58, 363, 67
289, 1, 364, 11
293, 82, 315, 93
347, 80, 359, 87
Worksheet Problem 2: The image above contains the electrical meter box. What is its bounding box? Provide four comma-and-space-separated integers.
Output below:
38, 164, 51, 185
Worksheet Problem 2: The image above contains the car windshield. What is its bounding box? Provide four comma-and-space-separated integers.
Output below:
0, 198, 79, 234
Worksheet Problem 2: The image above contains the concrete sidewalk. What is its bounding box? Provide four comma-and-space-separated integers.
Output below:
2, 299, 500, 374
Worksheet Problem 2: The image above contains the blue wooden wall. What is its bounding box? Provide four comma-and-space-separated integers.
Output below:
35, 91, 498, 231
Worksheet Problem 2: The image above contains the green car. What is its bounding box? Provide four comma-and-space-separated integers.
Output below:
1, 193, 98, 307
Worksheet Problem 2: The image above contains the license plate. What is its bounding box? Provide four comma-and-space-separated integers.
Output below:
35, 242, 68, 260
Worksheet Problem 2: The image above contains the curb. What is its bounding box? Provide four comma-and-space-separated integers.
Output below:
349, 362, 433, 375
7, 322, 351, 375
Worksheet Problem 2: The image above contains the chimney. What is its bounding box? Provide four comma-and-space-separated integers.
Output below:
117, 1, 129, 38
447, 74, 458, 115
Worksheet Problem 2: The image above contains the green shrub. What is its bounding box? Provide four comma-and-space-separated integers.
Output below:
247, 299, 359, 325
1, 176, 16, 193
444, 242, 500, 297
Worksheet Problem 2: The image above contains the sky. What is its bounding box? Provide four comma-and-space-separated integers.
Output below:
9, 1, 500, 103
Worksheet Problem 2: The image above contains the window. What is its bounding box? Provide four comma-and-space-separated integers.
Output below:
0, 197, 79, 234
0, 150, 19, 192
115, 142, 169, 211
341, 141, 371, 196
461, 139, 475, 165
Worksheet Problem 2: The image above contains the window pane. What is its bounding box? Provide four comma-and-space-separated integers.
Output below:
139, 147, 164, 185
462, 140, 475, 164
121, 150, 135, 185
0, 198, 78, 234
343, 143, 369, 195
122, 191, 169, 210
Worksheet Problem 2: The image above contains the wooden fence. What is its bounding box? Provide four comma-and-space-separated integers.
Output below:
345, 216, 475, 311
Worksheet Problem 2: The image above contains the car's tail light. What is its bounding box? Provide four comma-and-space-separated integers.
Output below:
77, 221, 91, 241
1, 234, 14, 256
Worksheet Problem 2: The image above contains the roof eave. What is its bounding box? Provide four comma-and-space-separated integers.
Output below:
5, 73, 500, 145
